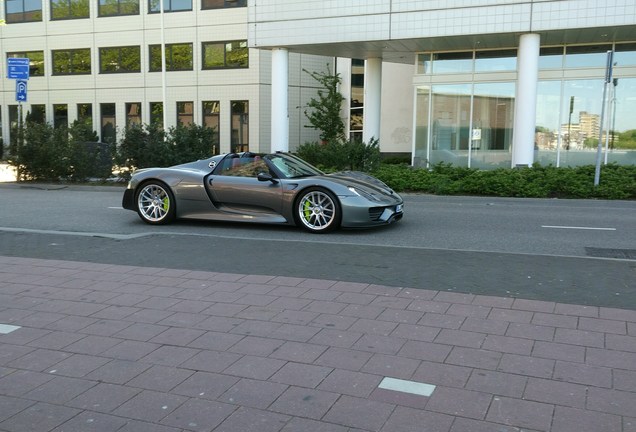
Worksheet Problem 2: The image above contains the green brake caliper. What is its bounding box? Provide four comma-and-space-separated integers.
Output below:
163, 197, 169, 212
303, 200, 311, 219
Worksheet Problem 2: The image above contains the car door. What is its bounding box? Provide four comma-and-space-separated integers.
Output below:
205, 156, 284, 215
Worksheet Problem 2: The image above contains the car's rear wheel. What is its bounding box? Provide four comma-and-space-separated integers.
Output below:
295, 188, 341, 233
135, 181, 176, 225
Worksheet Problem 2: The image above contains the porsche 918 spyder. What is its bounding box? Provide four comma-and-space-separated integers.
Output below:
122, 152, 403, 233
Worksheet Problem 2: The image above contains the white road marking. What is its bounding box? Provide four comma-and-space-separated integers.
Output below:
542, 225, 616, 231
0, 324, 21, 334
378, 377, 436, 397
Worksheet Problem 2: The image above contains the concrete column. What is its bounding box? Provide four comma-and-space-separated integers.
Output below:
363, 58, 382, 143
512, 33, 540, 167
271, 48, 289, 153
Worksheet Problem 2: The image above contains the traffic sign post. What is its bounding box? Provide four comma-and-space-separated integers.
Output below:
16, 80, 27, 102
7, 58, 30, 80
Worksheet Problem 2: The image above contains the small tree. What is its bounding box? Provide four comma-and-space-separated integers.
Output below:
303, 66, 346, 144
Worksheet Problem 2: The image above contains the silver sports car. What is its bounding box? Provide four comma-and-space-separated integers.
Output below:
122, 152, 403, 233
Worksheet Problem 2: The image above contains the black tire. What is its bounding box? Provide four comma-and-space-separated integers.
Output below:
294, 187, 341, 233
135, 181, 176, 225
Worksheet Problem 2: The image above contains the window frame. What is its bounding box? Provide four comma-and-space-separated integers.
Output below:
49, 0, 89, 20
5, 0, 42, 23
201, 0, 245, 10
52, 48, 91, 75
177, 101, 193, 126
7, 51, 45, 77
149, 43, 193, 72
148, 0, 191, 13
99, 46, 141, 74
98, 0, 139, 16
202, 40, 248, 70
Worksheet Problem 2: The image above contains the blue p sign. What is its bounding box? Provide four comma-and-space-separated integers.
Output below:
16, 80, 27, 102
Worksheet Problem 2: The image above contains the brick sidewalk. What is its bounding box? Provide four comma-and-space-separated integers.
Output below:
0, 255, 635, 432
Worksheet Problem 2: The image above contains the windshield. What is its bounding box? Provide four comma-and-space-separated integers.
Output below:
264, 153, 323, 179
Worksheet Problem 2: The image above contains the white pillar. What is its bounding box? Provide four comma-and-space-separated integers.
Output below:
271, 48, 289, 153
512, 33, 540, 167
363, 58, 382, 143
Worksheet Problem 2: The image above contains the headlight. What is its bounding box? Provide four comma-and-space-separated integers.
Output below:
347, 186, 379, 202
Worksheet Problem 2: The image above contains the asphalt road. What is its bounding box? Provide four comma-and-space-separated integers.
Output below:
1, 183, 635, 309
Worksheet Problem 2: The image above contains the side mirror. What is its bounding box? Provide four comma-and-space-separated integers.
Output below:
257, 172, 278, 183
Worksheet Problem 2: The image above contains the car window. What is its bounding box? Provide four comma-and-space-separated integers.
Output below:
219, 157, 269, 177
265, 154, 323, 178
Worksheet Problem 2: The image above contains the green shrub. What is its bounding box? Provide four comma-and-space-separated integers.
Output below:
296, 138, 380, 172
370, 162, 636, 200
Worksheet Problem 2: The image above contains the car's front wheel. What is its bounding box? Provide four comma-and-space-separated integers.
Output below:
135, 181, 176, 225
295, 188, 341, 233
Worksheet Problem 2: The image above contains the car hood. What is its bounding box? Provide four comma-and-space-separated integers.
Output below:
327, 171, 398, 197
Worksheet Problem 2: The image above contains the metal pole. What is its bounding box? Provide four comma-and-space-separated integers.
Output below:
594, 50, 613, 186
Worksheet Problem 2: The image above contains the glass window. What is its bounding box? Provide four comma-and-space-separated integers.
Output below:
565, 45, 613, 69
470, 82, 515, 169
50, 0, 88, 19
432, 51, 473, 74
52, 48, 91, 75
350, 59, 364, 141
416, 53, 432, 75
98, 0, 138, 16
53, 104, 68, 128
100, 103, 116, 143
126, 102, 141, 128
149, 102, 163, 128
614, 43, 636, 67
429, 84, 472, 166
28, 104, 46, 124
230, 100, 248, 153
99, 46, 141, 73
202, 100, 220, 153
7, 51, 44, 76
539, 46, 564, 70
202, 40, 248, 69
148, 0, 191, 13
149, 43, 193, 72
474, 49, 516, 72
77, 103, 92, 128
6, 0, 42, 22
201, 0, 245, 10
177, 101, 193, 126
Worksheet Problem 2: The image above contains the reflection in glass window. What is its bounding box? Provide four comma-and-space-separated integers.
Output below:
149, 44, 193, 72
148, 0, 191, 12
202, 41, 248, 69
230, 101, 248, 153
565, 45, 613, 68
432, 52, 473, 74
203, 101, 220, 153
99, 0, 139, 16
149, 102, 163, 128
430, 84, 472, 166
29, 105, 46, 124
539, 47, 564, 70
535, 80, 562, 165
201, 0, 245, 9
99, 46, 141, 73
50, 0, 89, 19
77, 103, 92, 128
126, 103, 141, 128
7, 51, 45, 76
6, 0, 42, 22
614, 43, 636, 67
52, 49, 91, 75
414, 86, 430, 168
177, 102, 193, 126
54, 104, 68, 129
471, 82, 515, 168
350, 59, 364, 141
474, 49, 517, 72
416, 53, 431, 75
101, 103, 116, 144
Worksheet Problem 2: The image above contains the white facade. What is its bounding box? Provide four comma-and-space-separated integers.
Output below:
0, 2, 330, 152
250, 0, 636, 167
